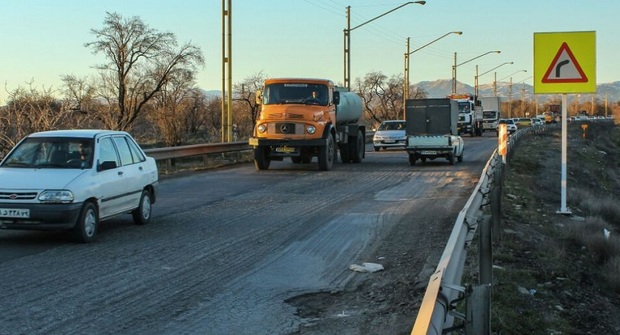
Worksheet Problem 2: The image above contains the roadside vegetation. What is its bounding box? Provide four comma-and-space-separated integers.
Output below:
486, 120, 620, 334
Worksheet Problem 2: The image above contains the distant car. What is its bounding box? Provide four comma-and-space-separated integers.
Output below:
574, 115, 589, 121
531, 118, 543, 126
516, 118, 532, 128
373, 120, 406, 151
497, 118, 518, 134
0, 129, 159, 242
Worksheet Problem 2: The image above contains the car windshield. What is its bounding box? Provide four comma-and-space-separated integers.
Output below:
499, 119, 514, 124
377, 121, 405, 131
1, 137, 94, 169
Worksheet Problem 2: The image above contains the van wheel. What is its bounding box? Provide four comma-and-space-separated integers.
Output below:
74, 202, 98, 243
408, 154, 416, 166
132, 189, 152, 225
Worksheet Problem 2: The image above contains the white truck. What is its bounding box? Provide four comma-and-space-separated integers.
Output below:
405, 98, 464, 166
479, 96, 502, 135
449, 94, 483, 136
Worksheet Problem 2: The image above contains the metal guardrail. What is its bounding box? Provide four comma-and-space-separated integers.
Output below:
143, 141, 252, 173
143, 132, 376, 173
410, 124, 552, 334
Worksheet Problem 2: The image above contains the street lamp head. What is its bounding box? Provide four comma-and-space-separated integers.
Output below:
414, 1, 426, 4
454, 31, 463, 35
494, 50, 501, 54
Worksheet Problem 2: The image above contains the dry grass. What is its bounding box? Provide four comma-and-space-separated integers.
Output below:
489, 122, 620, 334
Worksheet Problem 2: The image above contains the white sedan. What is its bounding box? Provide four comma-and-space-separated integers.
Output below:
0, 129, 159, 242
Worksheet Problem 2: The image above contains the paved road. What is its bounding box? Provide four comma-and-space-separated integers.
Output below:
0, 135, 497, 335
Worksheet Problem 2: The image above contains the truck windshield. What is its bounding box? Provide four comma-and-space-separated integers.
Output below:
483, 111, 498, 119
262, 83, 328, 106
456, 102, 471, 113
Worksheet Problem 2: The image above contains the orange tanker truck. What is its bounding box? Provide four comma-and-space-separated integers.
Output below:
249, 78, 365, 171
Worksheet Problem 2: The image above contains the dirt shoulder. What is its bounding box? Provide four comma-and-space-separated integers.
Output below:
482, 120, 620, 334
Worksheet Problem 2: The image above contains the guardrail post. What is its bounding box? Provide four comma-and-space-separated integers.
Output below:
467, 283, 491, 335
479, 215, 492, 285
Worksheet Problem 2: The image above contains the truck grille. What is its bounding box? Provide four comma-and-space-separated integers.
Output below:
274, 123, 299, 134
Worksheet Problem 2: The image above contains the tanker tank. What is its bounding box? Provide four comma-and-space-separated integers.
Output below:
334, 88, 363, 127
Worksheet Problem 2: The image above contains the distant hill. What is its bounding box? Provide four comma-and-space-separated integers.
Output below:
414, 79, 620, 103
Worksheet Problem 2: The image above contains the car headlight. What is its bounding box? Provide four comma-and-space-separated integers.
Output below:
39, 190, 74, 203
307, 125, 316, 134
257, 124, 267, 134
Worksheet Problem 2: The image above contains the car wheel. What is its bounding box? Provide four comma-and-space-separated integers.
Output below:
74, 202, 98, 243
132, 189, 152, 225
374, 146, 380, 152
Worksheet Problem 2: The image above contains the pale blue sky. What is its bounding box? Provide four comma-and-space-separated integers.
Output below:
1, 0, 617, 104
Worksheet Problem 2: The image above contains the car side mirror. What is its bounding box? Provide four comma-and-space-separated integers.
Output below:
97, 160, 118, 172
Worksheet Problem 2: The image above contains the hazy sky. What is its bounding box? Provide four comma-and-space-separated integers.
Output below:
1, 0, 617, 104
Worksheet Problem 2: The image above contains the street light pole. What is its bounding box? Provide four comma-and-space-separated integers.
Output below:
474, 61, 513, 97
344, 1, 425, 90
452, 50, 501, 94
403, 31, 461, 119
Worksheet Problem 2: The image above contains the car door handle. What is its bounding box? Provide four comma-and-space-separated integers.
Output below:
139, 166, 143, 171
118, 171, 123, 176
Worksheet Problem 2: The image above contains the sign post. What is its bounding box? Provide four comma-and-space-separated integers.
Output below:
533, 31, 596, 214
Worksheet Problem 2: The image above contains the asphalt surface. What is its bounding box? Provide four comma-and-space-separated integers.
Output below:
0, 135, 498, 335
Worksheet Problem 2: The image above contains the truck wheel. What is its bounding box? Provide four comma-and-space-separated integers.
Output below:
457, 151, 463, 162
73, 201, 98, 243
254, 147, 271, 170
448, 153, 455, 165
291, 157, 301, 163
351, 130, 364, 163
374, 146, 380, 152
340, 143, 351, 163
408, 154, 416, 166
319, 134, 335, 171
420, 157, 427, 164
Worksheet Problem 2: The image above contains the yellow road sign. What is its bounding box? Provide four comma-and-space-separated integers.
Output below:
534, 31, 596, 93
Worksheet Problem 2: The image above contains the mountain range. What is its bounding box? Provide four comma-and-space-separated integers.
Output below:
415, 79, 620, 103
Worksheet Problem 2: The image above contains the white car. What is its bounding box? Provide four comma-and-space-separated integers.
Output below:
373, 120, 407, 151
0, 129, 159, 242
496, 118, 518, 134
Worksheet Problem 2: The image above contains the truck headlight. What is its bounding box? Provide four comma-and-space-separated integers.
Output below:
306, 125, 316, 134
39, 190, 74, 203
257, 124, 267, 134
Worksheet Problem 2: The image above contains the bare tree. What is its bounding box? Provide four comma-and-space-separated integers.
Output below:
84, 12, 204, 131
233, 71, 267, 139
355, 72, 405, 125
0, 84, 69, 155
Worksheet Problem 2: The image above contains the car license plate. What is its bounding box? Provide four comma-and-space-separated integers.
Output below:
383, 140, 396, 144
275, 146, 296, 153
0, 208, 30, 218
421, 150, 437, 155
